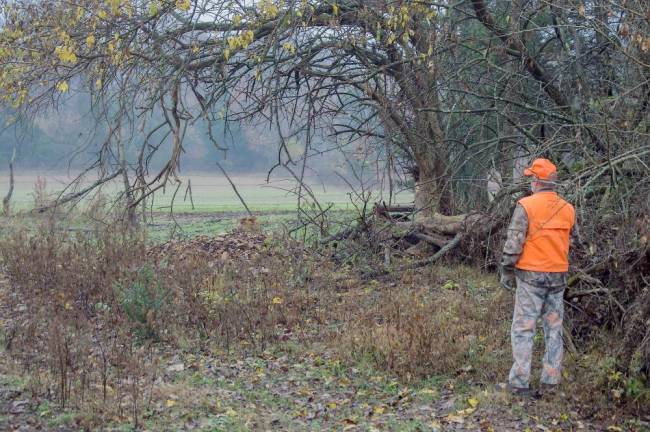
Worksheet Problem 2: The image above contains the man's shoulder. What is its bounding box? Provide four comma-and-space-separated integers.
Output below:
516, 194, 535, 209
555, 194, 575, 215
519, 192, 573, 207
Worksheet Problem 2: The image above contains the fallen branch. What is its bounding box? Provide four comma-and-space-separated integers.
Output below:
319, 226, 359, 244
33, 170, 123, 214
216, 161, 253, 217
406, 230, 451, 248
404, 232, 464, 269
364, 232, 464, 278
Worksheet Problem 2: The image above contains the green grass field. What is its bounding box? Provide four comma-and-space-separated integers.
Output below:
0, 171, 411, 213
0, 171, 413, 242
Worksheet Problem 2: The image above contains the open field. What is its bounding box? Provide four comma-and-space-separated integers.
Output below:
0, 171, 412, 243
0, 171, 411, 213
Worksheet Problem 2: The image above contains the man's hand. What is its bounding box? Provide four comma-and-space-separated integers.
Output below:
500, 271, 516, 291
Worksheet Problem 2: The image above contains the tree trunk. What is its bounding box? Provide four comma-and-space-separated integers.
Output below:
413, 153, 442, 221
117, 128, 137, 227
411, 108, 449, 220
2, 146, 15, 215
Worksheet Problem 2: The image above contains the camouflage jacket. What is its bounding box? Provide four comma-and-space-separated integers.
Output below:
501, 197, 579, 291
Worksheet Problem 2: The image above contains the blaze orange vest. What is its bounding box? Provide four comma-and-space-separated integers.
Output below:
516, 192, 575, 272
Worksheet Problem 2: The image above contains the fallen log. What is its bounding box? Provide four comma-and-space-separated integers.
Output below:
373, 202, 415, 221
408, 231, 451, 248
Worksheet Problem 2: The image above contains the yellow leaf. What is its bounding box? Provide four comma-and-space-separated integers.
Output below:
176, 0, 191, 11
223, 48, 230, 60
86, 35, 95, 48
95, 79, 102, 89
56, 81, 69, 93
332, 3, 339, 16
373, 406, 385, 415
577, 4, 586, 16
108, 0, 121, 14
467, 397, 479, 408
149, 1, 159, 16
165, 399, 176, 407
327, 402, 337, 409
233, 15, 242, 26
456, 407, 475, 416
272, 297, 283, 304
98, 10, 107, 19
607, 427, 623, 432
55, 46, 77, 64
282, 42, 296, 54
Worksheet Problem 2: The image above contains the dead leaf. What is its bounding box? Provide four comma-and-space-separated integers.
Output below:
446, 414, 465, 424
456, 407, 476, 416
167, 362, 185, 372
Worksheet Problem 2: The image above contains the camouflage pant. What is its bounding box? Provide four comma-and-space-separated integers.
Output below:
509, 277, 565, 389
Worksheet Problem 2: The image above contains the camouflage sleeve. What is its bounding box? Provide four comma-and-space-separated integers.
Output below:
501, 204, 528, 273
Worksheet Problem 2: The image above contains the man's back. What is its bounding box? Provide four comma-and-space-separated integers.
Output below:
516, 192, 575, 273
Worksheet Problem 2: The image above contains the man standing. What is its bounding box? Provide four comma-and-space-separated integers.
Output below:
500, 158, 576, 395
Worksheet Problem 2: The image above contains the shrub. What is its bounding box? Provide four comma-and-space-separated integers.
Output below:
116, 265, 169, 340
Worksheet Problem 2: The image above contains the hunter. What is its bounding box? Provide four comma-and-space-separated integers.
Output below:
500, 158, 577, 396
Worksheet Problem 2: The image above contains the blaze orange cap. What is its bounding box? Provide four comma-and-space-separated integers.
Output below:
524, 158, 557, 180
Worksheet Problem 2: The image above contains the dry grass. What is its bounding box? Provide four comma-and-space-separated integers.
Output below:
0, 223, 648, 428
340, 267, 512, 382
0, 223, 336, 428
